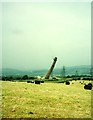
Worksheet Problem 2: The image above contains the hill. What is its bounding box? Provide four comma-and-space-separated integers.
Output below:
1, 65, 91, 76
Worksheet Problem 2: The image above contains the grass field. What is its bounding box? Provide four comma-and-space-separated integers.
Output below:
1, 80, 92, 118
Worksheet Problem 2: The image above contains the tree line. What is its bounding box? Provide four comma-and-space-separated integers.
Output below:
1, 75, 36, 81
1, 74, 92, 81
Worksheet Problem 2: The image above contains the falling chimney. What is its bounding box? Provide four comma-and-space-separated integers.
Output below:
45, 57, 57, 79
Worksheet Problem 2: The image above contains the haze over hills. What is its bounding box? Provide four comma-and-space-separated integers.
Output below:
1, 65, 91, 76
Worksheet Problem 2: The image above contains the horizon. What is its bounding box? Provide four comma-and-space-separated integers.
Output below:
1, 64, 91, 71
1, 64, 91, 77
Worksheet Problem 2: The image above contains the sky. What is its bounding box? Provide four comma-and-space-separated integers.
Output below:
2, 2, 91, 70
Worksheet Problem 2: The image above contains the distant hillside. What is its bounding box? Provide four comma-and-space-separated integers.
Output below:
1, 65, 91, 76
1, 68, 32, 76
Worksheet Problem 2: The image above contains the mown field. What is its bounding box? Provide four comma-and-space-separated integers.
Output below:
1, 80, 92, 118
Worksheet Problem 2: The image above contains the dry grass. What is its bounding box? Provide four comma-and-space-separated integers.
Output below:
1, 80, 92, 118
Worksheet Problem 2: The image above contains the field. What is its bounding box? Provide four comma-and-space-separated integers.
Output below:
1, 80, 92, 118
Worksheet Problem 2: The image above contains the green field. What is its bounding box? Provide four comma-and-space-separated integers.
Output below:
1, 80, 92, 118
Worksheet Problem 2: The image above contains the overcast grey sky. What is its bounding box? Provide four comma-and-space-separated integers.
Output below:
2, 2, 91, 70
